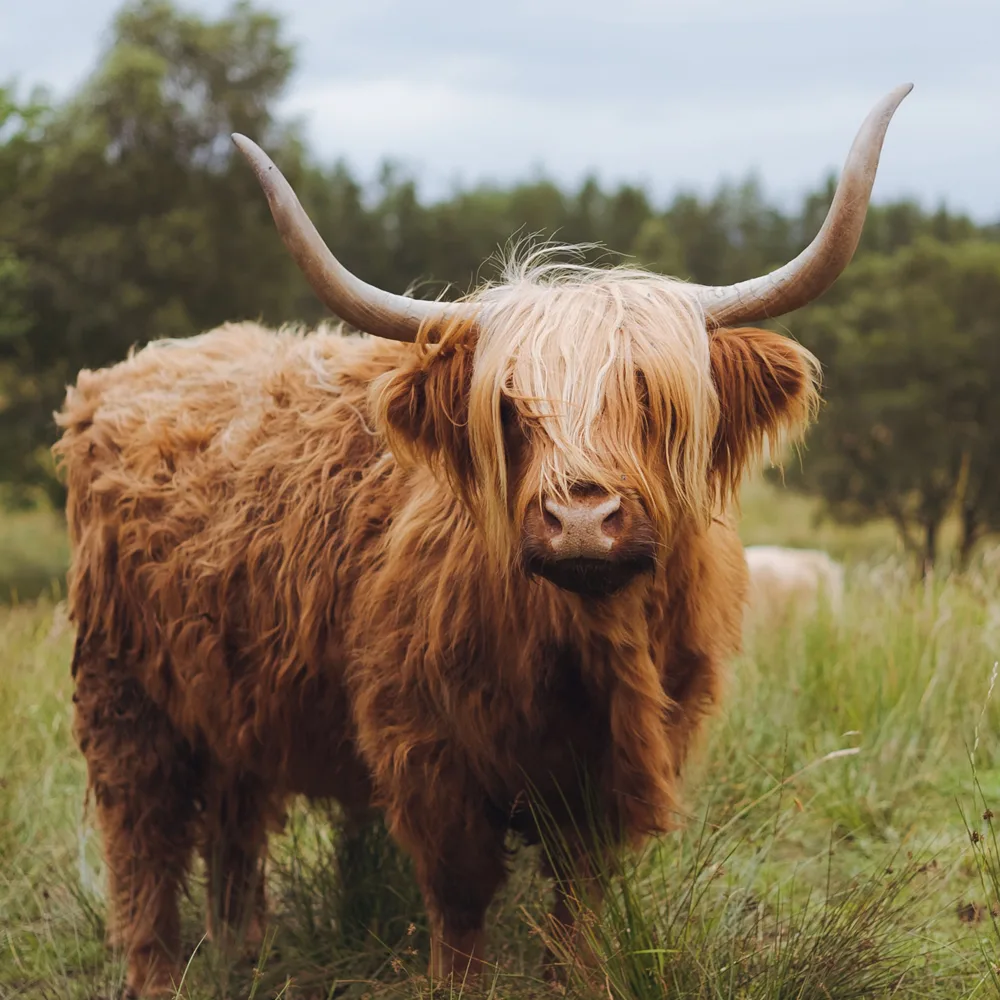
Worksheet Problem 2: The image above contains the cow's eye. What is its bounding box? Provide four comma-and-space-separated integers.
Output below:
635, 368, 650, 408
498, 396, 528, 465
499, 397, 517, 429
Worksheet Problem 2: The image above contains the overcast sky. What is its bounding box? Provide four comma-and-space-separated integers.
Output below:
2, 0, 997, 220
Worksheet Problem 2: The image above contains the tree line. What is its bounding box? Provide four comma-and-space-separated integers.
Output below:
1, 0, 998, 569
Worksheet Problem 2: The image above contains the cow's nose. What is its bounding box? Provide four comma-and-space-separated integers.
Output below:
542, 492, 623, 559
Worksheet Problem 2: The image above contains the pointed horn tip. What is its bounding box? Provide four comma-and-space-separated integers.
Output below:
867, 84, 912, 141
886, 83, 914, 110
231, 134, 278, 185
231, 133, 260, 157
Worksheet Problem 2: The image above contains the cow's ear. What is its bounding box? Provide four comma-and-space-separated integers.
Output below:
709, 327, 820, 498
374, 337, 476, 485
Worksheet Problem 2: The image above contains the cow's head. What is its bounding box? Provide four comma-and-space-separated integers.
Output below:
369, 271, 820, 598
233, 84, 910, 599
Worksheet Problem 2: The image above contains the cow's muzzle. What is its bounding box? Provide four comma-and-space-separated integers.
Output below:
521, 485, 657, 597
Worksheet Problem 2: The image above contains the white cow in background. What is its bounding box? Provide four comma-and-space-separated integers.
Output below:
743, 545, 845, 620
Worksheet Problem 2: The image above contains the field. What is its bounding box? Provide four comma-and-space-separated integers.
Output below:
3, 480, 1000, 999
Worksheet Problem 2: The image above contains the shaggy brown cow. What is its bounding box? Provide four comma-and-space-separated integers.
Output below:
55, 85, 910, 995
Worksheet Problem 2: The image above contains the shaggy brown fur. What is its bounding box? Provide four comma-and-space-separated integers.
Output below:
55, 265, 818, 996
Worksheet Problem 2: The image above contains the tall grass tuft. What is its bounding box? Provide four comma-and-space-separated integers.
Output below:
528, 766, 935, 1000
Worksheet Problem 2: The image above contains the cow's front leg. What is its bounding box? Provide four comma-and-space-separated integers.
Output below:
384, 781, 508, 982
540, 838, 609, 982
421, 819, 508, 980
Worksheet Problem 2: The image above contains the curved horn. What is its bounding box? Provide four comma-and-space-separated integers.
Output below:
231, 134, 476, 343
693, 83, 913, 327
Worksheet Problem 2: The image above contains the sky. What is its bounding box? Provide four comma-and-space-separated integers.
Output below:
2, 0, 998, 220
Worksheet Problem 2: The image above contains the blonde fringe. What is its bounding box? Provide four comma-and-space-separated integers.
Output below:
432, 249, 715, 566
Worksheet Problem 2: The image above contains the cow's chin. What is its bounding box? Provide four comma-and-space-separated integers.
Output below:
525, 554, 656, 599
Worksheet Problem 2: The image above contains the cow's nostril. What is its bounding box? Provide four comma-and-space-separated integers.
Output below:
602, 505, 623, 537
542, 504, 563, 536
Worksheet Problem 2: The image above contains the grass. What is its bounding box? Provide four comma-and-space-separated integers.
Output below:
0, 506, 69, 605
3, 478, 1000, 998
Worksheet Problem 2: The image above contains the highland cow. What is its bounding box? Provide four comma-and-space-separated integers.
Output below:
744, 545, 846, 620
55, 85, 911, 995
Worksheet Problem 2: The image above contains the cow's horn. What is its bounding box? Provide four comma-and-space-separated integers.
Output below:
692, 83, 913, 327
232, 134, 475, 343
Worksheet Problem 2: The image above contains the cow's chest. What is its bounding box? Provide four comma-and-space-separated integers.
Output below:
484, 645, 615, 841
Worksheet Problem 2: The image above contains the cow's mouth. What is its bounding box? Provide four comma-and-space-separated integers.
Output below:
525, 555, 655, 598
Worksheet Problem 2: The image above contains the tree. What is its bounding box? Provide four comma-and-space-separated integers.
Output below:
0, 85, 55, 501
0, 0, 311, 501
781, 238, 1000, 572
631, 217, 685, 276
0, 89, 39, 347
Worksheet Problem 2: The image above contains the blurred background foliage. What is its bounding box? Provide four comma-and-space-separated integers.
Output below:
0, 0, 998, 597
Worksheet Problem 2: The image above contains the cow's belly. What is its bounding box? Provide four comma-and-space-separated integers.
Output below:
283, 724, 374, 810
234, 667, 375, 812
